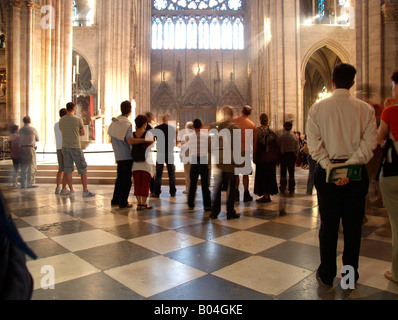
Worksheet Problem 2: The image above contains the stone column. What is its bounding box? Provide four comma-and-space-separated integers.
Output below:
382, 0, 398, 98
62, 0, 73, 107
26, 2, 35, 116
97, 0, 133, 126
5, 0, 23, 128
36, 0, 73, 146
135, 0, 151, 116
268, 0, 300, 131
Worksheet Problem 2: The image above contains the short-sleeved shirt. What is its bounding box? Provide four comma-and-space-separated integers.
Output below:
8, 134, 20, 159
59, 115, 84, 149
278, 132, 300, 155
54, 122, 62, 150
111, 125, 133, 162
381, 104, 398, 141
19, 125, 40, 147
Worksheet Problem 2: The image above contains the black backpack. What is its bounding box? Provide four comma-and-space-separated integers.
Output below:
257, 127, 280, 163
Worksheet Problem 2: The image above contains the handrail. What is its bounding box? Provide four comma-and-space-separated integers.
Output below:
0, 136, 10, 161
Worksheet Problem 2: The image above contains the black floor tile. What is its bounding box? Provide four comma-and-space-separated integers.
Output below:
165, 242, 251, 273
150, 274, 273, 300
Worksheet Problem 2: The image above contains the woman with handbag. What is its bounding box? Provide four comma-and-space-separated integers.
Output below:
378, 70, 398, 284
130, 115, 155, 211
253, 113, 279, 203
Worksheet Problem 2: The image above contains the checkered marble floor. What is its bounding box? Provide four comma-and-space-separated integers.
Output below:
1, 168, 398, 301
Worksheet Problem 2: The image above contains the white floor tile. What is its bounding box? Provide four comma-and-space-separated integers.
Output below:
129, 230, 205, 254
337, 255, 398, 294
274, 214, 320, 229
211, 231, 286, 254
81, 213, 137, 228
212, 215, 269, 230
21, 213, 76, 227
51, 229, 124, 252
27, 253, 100, 290
105, 256, 206, 298
18, 227, 48, 242
212, 256, 313, 296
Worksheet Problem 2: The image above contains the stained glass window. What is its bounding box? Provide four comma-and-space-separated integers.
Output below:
73, 0, 95, 27
154, 0, 242, 11
152, 0, 245, 50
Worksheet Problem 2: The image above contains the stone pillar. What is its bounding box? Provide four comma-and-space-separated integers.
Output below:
26, 2, 35, 116
5, 0, 23, 128
267, 0, 301, 131
97, 0, 134, 126
135, 0, 151, 116
382, 0, 398, 98
62, 0, 73, 108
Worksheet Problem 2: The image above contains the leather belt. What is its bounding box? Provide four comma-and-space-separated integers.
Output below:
21, 145, 35, 148
331, 159, 349, 164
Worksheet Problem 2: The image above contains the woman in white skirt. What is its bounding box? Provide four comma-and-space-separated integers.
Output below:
378, 70, 398, 284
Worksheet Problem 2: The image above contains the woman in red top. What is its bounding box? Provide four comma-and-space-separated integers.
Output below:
378, 70, 398, 284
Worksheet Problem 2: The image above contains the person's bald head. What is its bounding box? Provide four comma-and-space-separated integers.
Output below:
162, 114, 172, 124
222, 106, 234, 121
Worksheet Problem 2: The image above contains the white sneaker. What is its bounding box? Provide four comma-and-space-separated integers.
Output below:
60, 189, 70, 196
55, 188, 61, 195
83, 191, 95, 198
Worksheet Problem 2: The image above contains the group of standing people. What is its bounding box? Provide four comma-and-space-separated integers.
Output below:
6, 63, 397, 290
106, 102, 308, 221
108, 103, 176, 210
8, 117, 40, 189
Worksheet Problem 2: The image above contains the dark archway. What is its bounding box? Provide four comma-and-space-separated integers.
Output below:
303, 46, 342, 130
72, 50, 97, 140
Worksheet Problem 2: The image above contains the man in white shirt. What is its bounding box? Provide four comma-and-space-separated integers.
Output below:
54, 108, 69, 195
186, 119, 212, 212
307, 63, 378, 288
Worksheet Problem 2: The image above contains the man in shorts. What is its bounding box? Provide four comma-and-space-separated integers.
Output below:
54, 108, 69, 195
59, 102, 95, 198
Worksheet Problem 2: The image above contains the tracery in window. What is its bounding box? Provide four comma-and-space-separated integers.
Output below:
302, 0, 352, 26
152, 0, 245, 50
154, 0, 242, 11
73, 0, 95, 27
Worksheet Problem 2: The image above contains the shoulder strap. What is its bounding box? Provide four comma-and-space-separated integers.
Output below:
390, 132, 398, 155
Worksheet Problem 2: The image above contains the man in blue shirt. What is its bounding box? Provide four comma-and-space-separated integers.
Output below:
108, 101, 134, 209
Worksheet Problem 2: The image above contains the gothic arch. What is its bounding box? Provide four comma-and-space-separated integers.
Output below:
302, 43, 345, 131
71, 49, 95, 88
301, 39, 350, 83
151, 81, 179, 118
218, 80, 245, 109
182, 74, 215, 108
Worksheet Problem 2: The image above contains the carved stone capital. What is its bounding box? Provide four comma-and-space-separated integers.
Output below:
5, 0, 24, 8
26, 1, 42, 11
382, 2, 398, 24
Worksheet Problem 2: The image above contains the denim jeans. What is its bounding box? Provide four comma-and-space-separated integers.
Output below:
188, 157, 212, 209
212, 171, 237, 216
280, 152, 297, 192
154, 162, 177, 196
112, 160, 133, 208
